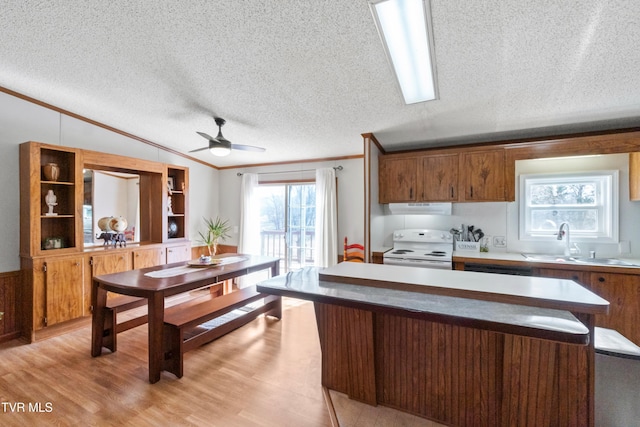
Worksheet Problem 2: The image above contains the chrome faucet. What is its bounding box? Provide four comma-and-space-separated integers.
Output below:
557, 222, 571, 256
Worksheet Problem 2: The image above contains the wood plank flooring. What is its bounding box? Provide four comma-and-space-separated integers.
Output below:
0, 298, 441, 426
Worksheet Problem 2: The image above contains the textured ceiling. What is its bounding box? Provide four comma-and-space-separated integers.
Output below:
1, 1, 640, 167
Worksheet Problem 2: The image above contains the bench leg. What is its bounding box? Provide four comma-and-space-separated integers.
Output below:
102, 307, 117, 352
163, 324, 184, 378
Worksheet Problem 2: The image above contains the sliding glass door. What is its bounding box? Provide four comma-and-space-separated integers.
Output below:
256, 183, 316, 272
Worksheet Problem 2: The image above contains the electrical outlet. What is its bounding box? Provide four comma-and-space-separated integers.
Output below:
493, 236, 506, 248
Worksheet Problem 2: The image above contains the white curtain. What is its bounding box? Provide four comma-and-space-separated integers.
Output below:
238, 173, 260, 255
315, 168, 338, 268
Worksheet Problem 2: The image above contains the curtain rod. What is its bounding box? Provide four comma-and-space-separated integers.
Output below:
237, 166, 342, 176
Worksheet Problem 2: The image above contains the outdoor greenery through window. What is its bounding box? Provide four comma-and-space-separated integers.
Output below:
519, 171, 618, 242
256, 183, 316, 272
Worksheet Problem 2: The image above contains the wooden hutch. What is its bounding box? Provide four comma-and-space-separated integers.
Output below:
19, 141, 190, 342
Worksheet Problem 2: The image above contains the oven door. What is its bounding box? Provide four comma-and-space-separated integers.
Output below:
383, 257, 452, 270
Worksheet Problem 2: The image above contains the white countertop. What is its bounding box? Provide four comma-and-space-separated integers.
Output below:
320, 262, 609, 314
453, 251, 640, 268
257, 267, 591, 343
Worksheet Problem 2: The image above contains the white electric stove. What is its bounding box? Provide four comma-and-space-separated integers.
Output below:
383, 229, 454, 270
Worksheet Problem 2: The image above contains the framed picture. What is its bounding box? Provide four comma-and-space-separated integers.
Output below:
168, 176, 175, 191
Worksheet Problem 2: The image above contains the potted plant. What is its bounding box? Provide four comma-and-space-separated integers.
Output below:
198, 216, 232, 256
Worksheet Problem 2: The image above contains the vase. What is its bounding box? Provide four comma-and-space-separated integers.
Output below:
207, 241, 218, 256
43, 163, 60, 181
97, 216, 113, 231
168, 219, 178, 238
109, 216, 128, 233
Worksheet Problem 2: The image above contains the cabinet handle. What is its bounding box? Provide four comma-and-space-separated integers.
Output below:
470, 186, 474, 198
598, 277, 605, 282
409, 188, 413, 199
450, 186, 454, 199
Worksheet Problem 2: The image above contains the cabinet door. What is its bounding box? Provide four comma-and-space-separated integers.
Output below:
166, 244, 190, 264
45, 256, 84, 327
420, 154, 459, 201
461, 150, 505, 201
90, 252, 132, 302
588, 272, 640, 346
379, 157, 417, 203
133, 247, 165, 269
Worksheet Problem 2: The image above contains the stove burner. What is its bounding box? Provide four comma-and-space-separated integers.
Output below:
391, 249, 414, 254
425, 251, 447, 257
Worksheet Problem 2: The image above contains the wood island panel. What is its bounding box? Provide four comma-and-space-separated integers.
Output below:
257, 265, 603, 427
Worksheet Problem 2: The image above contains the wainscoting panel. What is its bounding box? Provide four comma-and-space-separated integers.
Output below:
0, 271, 21, 342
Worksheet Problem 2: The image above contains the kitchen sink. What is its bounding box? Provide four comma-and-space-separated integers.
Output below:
521, 254, 638, 267
572, 257, 638, 266
521, 254, 576, 263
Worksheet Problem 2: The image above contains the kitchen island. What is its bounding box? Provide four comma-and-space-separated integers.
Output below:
257, 263, 609, 427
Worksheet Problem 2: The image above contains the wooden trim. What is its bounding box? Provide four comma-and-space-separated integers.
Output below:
631, 153, 640, 200
375, 127, 640, 157
219, 154, 364, 170
361, 132, 386, 155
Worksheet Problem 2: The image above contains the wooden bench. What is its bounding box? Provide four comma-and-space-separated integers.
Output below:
101, 284, 226, 353
162, 286, 282, 378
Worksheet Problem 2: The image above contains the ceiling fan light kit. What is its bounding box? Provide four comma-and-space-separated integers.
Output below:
191, 116, 266, 157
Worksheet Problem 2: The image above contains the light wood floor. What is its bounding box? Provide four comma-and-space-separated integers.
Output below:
0, 298, 441, 427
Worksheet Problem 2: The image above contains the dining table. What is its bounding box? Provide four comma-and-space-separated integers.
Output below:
91, 253, 280, 383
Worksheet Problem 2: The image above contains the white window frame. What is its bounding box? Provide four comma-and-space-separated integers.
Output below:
518, 170, 619, 243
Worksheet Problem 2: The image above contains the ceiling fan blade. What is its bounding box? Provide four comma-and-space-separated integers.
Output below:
197, 131, 218, 142
231, 143, 266, 152
189, 146, 211, 153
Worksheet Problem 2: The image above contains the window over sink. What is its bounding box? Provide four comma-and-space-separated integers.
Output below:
519, 171, 619, 243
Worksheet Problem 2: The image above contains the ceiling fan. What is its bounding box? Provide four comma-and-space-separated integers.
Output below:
190, 117, 265, 157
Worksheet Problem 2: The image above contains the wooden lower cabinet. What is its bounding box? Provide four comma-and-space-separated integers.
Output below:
132, 246, 165, 269
589, 272, 640, 345
22, 243, 187, 342
537, 267, 640, 345
43, 255, 84, 328
166, 243, 191, 264
24, 254, 85, 336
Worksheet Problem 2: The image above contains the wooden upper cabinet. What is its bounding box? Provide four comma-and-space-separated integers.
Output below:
460, 149, 506, 202
379, 157, 418, 203
420, 154, 459, 201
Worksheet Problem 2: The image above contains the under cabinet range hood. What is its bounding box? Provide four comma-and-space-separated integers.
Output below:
388, 203, 452, 215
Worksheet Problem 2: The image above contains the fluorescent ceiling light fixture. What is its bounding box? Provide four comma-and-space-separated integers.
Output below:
370, 0, 438, 104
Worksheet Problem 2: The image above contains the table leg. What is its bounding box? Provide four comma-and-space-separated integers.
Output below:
91, 283, 108, 357
148, 292, 165, 384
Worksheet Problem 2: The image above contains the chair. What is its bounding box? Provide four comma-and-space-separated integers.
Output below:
344, 237, 365, 262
